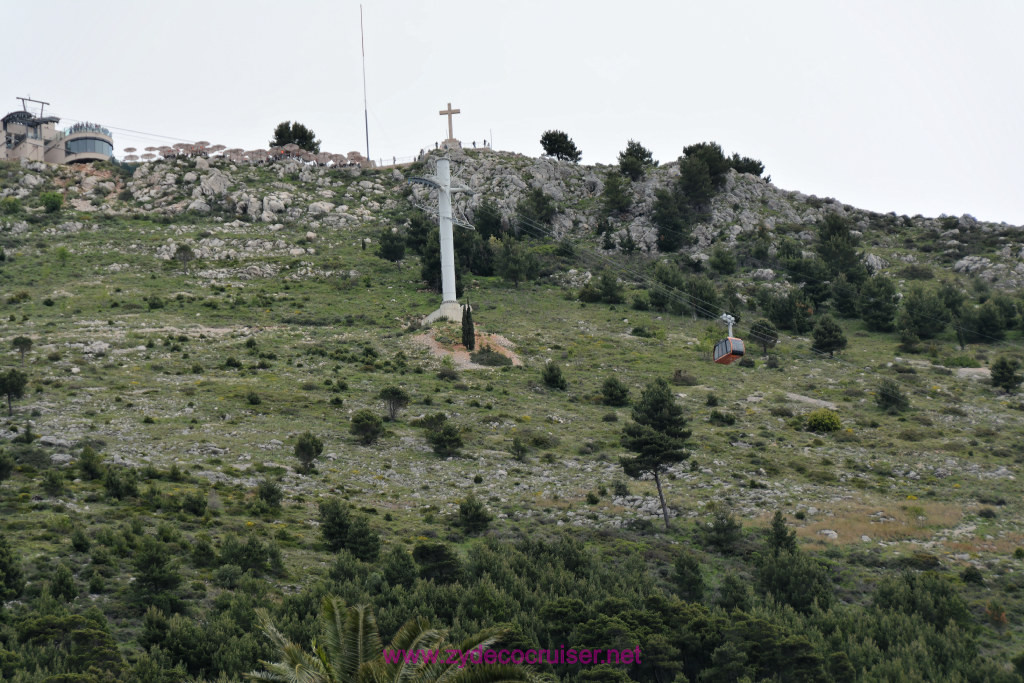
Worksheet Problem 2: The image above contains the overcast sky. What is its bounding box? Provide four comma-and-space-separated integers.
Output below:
5, 1, 1022, 224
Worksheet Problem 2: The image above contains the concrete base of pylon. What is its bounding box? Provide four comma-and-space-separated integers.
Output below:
423, 301, 464, 324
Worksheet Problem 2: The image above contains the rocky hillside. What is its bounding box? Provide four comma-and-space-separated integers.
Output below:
1, 149, 1024, 681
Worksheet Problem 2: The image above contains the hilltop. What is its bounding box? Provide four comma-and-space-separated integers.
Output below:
1, 147, 1024, 681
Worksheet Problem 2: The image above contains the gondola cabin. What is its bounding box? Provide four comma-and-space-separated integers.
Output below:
713, 337, 745, 365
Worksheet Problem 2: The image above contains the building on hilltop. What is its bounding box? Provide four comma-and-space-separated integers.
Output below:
1, 99, 114, 165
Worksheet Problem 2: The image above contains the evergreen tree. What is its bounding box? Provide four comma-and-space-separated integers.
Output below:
896, 284, 950, 339
377, 228, 406, 262
749, 319, 778, 354
0, 368, 27, 415
515, 187, 557, 226
681, 142, 730, 188
474, 198, 505, 240
427, 422, 463, 457
651, 187, 688, 252
830, 273, 860, 318
542, 361, 568, 390
455, 494, 493, 534
857, 276, 899, 332
766, 511, 797, 556
12, 335, 32, 362
540, 130, 582, 162
350, 410, 384, 445
461, 305, 475, 350
601, 169, 632, 216
678, 155, 715, 211
812, 315, 847, 357
620, 378, 691, 529
270, 121, 321, 153
876, 378, 910, 413
671, 551, 705, 602
495, 238, 539, 288
173, 244, 195, 274
0, 532, 24, 600
294, 431, 324, 472
990, 356, 1022, 394
601, 376, 630, 406
816, 213, 867, 284
618, 139, 656, 181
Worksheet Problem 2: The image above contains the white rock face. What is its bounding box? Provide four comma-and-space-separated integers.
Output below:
199, 169, 229, 196
864, 253, 888, 273
83, 341, 110, 355
308, 201, 334, 215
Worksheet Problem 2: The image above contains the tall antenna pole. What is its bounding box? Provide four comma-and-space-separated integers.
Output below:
360, 5, 370, 161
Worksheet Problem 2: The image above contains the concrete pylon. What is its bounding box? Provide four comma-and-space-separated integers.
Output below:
419, 157, 468, 323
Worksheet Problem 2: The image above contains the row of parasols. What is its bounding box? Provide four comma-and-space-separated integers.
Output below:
120, 142, 371, 167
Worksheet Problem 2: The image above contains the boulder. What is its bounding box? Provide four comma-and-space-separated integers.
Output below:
864, 253, 888, 273
199, 169, 230, 196
308, 201, 334, 216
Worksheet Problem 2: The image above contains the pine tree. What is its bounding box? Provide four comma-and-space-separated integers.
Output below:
601, 169, 632, 216
620, 378, 691, 529
766, 510, 797, 556
461, 305, 475, 350
0, 532, 24, 600
858, 276, 899, 332
270, 121, 321, 153
749, 319, 778, 354
539, 130, 581, 163
991, 356, 1022, 394
618, 139, 656, 181
812, 315, 847, 357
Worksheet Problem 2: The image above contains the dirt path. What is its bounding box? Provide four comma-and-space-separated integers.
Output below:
412, 329, 523, 369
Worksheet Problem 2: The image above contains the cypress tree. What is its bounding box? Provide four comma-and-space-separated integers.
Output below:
461, 304, 475, 350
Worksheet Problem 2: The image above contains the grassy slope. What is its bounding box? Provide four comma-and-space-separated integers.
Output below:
1, 155, 1023, 666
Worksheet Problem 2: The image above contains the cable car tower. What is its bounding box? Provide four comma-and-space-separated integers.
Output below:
713, 313, 746, 365
408, 155, 475, 323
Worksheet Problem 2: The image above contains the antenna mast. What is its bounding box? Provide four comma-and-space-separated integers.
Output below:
360, 5, 370, 161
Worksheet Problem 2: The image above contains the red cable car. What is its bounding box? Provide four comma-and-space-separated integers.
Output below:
713, 314, 745, 365
713, 337, 745, 365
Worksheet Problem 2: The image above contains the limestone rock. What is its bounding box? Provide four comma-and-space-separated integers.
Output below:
864, 253, 888, 273
308, 201, 334, 216
199, 169, 230, 196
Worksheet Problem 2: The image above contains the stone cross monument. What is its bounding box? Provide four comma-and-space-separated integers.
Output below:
439, 102, 461, 148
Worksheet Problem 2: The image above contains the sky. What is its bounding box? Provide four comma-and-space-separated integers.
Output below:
4, 0, 1023, 224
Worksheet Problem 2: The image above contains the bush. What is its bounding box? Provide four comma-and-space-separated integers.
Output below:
78, 445, 104, 479
40, 191, 63, 213
0, 197, 21, 215
427, 422, 463, 457
699, 509, 742, 553
412, 541, 462, 584
0, 451, 14, 481
246, 390, 261, 405
455, 494, 493, 534
542, 362, 567, 390
470, 345, 512, 367
317, 499, 380, 560
708, 409, 735, 426
991, 356, 1022, 394
672, 552, 705, 602
181, 490, 207, 516
257, 479, 283, 509
600, 376, 630, 406
103, 467, 139, 499
382, 547, 417, 588
876, 378, 910, 413
350, 410, 384, 445
755, 549, 834, 613
806, 408, 841, 433
294, 431, 324, 471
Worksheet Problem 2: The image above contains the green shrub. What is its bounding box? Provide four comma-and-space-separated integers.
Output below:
257, 479, 283, 509
181, 490, 207, 516
40, 191, 63, 213
0, 451, 14, 481
294, 431, 324, 471
78, 445, 104, 480
876, 378, 910, 413
470, 345, 512, 367
350, 410, 383, 445
246, 390, 261, 405
542, 361, 567, 390
600, 376, 630, 406
103, 467, 139, 499
755, 549, 834, 613
0, 197, 21, 215
455, 494, 493, 534
699, 509, 742, 553
806, 409, 841, 433
427, 422, 463, 457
